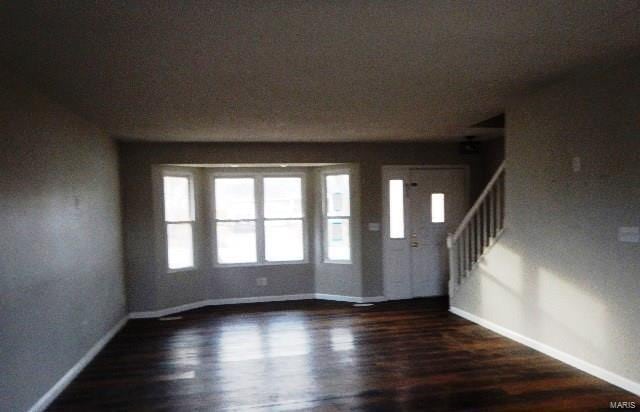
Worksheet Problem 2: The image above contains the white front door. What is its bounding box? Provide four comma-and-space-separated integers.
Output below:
409, 168, 466, 297
383, 167, 467, 299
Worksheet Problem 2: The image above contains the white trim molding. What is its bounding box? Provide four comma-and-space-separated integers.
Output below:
28, 316, 129, 412
129, 294, 388, 318
450, 306, 640, 396
314, 294, 386, 303
129, 294, 316, 319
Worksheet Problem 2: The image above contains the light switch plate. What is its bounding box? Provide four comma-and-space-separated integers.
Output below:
368, 223, 381, 232
618, 227, 639, 243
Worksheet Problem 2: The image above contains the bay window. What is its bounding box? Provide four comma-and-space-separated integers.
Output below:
213, 173, 306, 265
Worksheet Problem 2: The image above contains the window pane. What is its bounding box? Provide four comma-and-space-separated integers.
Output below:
326, 174, 350, 217
327, 218, 350, 261
265, 220, 304, 262
216, 221, 257, 264
167, 223, 194, 269
264, 177, 303, 218
163, 176, 191, 221
215, 178, 255, 220
431, 193, 445, 223
389, 180, 405, 238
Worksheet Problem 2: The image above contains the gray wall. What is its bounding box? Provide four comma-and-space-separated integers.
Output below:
0, 67, 127, 411
482, 137, 504, 180
120, 141, 497, 311
452, 57, 640, 386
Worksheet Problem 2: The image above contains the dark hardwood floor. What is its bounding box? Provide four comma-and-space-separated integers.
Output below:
48, 298, 638, 411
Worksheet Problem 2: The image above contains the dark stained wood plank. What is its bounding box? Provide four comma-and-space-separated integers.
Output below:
47, 298, 639, 411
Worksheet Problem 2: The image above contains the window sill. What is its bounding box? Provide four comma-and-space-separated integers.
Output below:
167, 266, 197, 274
214, 260, 310, 269
322, 260, 352, 265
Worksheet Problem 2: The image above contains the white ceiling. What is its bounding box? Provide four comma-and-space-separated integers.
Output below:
1, 1, 639, 142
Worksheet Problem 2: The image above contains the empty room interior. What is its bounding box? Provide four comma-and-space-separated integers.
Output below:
2, 1, 640, 411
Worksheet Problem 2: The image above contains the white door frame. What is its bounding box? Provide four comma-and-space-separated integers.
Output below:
382, 165, 470, 300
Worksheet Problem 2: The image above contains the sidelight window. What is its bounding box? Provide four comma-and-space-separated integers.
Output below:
389, 179, 405, 238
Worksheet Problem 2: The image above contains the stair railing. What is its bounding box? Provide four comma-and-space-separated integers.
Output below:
448, 161, 505, 295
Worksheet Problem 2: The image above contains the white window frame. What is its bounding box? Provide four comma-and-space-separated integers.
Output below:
210, 171, 308, 267
322, 170, 352, 264
162, 170, 197, 273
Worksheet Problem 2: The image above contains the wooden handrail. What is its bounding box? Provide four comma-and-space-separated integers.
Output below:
450, 161, 505, 243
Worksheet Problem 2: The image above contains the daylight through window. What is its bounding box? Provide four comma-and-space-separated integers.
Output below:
324, 173, 351, 262
163, 175, 195, 270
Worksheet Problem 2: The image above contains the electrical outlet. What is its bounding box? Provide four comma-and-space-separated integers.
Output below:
572, 156, 581, 172
256, 277, 268, 286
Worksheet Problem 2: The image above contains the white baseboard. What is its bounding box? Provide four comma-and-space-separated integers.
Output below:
129, 293, 388, 318
28, 316, 129, 412
315, 293, 386, 303
129, 293, 316, 318
449, 306, 640, 396
129, 300, 214, 319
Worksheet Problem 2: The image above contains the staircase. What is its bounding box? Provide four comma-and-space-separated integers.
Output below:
447, 161, 505, 296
